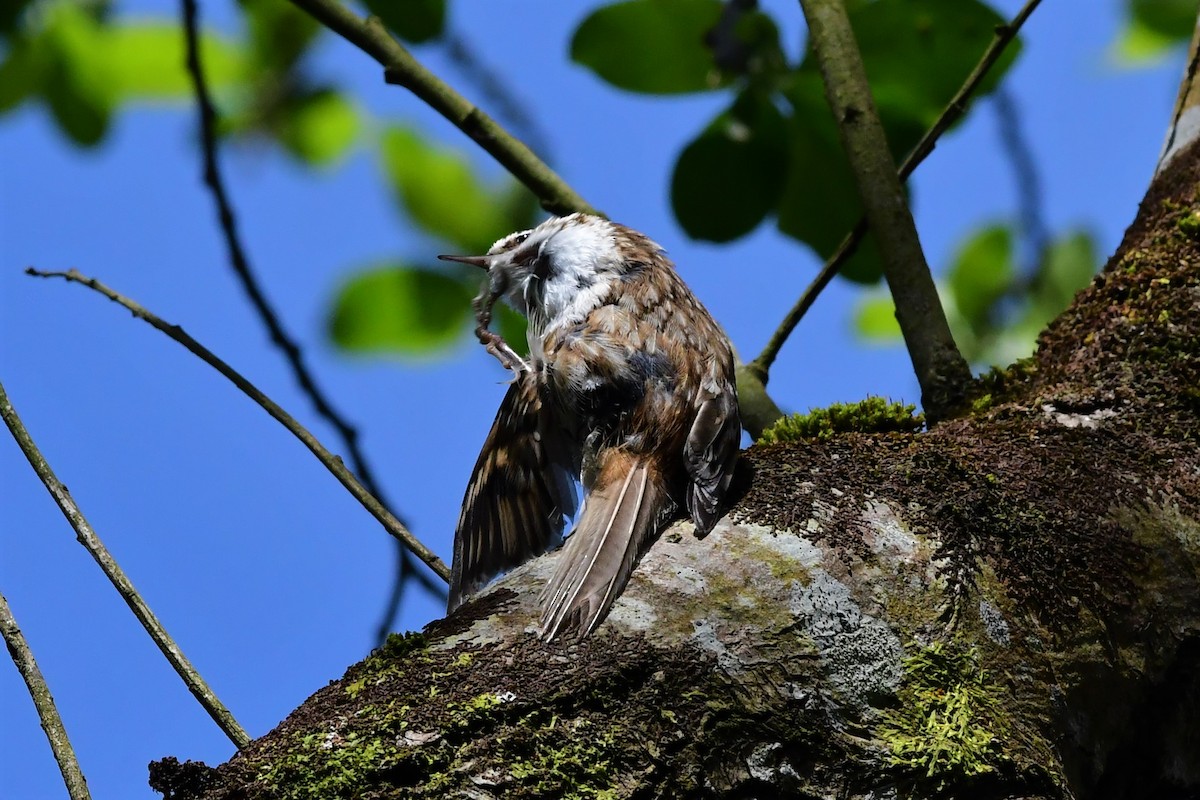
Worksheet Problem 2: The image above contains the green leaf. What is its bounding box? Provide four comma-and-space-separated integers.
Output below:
494, 303, 530, 358
829, 0, 1019, 127
854, 293, 902, 341
1034, 230, 1097, 316
671, 90, 787, 242
240, 0, 321, 72
775, 73, 895, 283
946, 224, 1014, 334
107, 23, 241, 100
277, 89, 361, 166
571, 0, 728, 94
0, 35, 46, 113
1128, 0, 1199, 38
363, 0, 446, 43
0, 0, 34, 38
1111, 0, 1198, 65
42, 4, 115, 146
380, 125, 518, 252
328, 264, 475, 355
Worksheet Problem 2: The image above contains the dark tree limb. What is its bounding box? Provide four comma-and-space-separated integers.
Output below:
795, 0, 971, 423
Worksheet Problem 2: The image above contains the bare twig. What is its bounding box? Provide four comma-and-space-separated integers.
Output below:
0, 588, 92, 800
0, 379, 250, 749
285, 0, 597, 217
178, 0, 439, 644
25, 268, 451, 584
750, 0, 1042, 386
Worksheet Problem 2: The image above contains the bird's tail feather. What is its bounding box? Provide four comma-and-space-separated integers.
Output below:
539, 451, 665, 640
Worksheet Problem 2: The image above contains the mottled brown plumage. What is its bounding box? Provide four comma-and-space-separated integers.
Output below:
441, 213, 740, 639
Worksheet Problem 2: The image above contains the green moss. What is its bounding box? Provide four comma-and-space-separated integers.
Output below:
505, 716, 620, 799
256, 730, 396, 800
969, 359, 1038, 410
759, 397, 924, 444
1175, 210, 1200, 240
879, 641, 1009, 794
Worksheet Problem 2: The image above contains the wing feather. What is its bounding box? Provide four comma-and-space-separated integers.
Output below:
448, 374, 578, 611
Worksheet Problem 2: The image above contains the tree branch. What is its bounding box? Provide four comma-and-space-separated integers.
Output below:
24, 268, 451, 584
750, 0, 1041, 388
797, 0, 970, 422
285, 0, 597, 217
0, 379, 250, 750
0, 587, 92, 800
178, 0, 440, 646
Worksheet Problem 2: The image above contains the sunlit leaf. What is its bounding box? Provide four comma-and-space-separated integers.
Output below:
672, 89, 787, 242
43, 4, 114, 146
571, 0, 728, 94
1111, 0, 1198, 65
363, 0, 446, 43
853, 294, 902, 341
380, 125, 517, 252
107, 23, 241, 100
947, 224, 1014, 334
277, 89, 361, 166
328, 264, 475, 355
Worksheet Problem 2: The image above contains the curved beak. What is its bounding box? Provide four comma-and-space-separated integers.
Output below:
438, 254, 491, 270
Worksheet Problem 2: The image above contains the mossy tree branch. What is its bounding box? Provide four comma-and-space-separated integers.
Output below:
0, 379, 250, 750
796, 0, 972, 422
0, 587, 92, 800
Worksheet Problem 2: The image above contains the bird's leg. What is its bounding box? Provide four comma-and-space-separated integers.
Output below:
472, 284, 528, 375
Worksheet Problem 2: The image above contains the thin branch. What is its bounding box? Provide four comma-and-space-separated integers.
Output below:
750, 0, 1041, 386
442, 28, 553, 165
285, 0, 597, 218
25, 268, 452, 585
0, 379, 250, 749
994, 87, 1049, 273
0, 588, 92, 800
178, 0, 440, 643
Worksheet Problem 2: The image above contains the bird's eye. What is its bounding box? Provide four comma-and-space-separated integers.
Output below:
509, 232, 530, 249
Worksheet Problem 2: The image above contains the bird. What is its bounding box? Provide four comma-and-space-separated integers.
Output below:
439, 212, 740, 639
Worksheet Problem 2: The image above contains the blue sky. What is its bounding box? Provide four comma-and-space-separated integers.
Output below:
0, 1, 1188, 797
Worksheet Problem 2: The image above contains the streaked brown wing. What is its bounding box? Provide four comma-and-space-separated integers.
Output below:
449, 373, 578, 611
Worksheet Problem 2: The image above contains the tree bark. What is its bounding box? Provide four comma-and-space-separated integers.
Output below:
149, 48, 1200, 800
